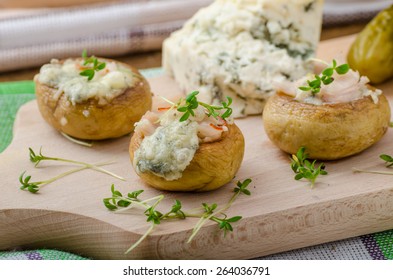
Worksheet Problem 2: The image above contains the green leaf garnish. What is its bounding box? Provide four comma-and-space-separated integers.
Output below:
145, 207, 163, 225
103, 179, 252, 254
291, 147, 327, 188
19, 172, 39, 193
202, 202, 218, 214
79, 50, 106, 81
234, 178, 252, 195
299, 59, 350, 96
335, 63, 350, 75
215, 215, 242, 237
21, 147, 124, 193
176, 91, 233, 122
79, 69, 95, 81
380, 154, 393, 167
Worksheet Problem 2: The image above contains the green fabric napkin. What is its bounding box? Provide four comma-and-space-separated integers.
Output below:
0, 82, 36, 152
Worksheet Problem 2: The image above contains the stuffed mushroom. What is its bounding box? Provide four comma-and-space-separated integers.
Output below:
129, 92, 245, 192
34, 55, 152, 140
263, 61, 391, 160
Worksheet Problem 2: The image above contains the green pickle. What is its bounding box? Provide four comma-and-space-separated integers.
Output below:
347, 5, 393, 84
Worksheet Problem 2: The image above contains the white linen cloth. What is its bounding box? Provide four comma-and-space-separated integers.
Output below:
0, 0, 212, 72
324, 0, 393, 25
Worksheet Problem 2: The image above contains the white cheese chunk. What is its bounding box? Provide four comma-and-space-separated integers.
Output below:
163, 0, 324, 117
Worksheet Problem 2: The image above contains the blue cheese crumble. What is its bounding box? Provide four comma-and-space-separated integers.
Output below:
36, 58, 135, 105
133, 98, 231, 181
134, 120, 199, 181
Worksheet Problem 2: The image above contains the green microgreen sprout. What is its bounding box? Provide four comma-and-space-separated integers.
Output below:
215, 215, 242, 237
103, 179, 252, 254
79, 50, 106, 81
176, 91, 233, 122
19, 162, 109, 193
187, 178, 251, 242
291, 147, 328, 188
20, 147, 125, 193
380, 154, 393, 167
28, 147, 124, 180
299, 59, 350, 95
353, 154, 393, 175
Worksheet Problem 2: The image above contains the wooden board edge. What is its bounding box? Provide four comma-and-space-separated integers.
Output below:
2, 184, 393, 260
155, 187, 393, 259
0, 208, 159, 259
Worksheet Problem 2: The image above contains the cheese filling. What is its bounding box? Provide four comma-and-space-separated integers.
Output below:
36, 58, 135, 105
275, 69, 382, 105
134, 120, 199, 181
133, 103, 231, 180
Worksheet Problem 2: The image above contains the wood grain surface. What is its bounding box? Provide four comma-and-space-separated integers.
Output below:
1, 35, 393, 259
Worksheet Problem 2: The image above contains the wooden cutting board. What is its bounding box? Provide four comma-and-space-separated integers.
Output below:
1, 35, 393, 260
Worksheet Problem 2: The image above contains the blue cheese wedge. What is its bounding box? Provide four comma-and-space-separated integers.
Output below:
163, 0, 324, 117
36, 58, 136, 105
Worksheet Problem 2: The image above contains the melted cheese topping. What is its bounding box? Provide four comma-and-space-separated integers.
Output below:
275, 69, 382, 105
134, 120, 199, 181
36, 58, 136, 105
133, 103, 231, 180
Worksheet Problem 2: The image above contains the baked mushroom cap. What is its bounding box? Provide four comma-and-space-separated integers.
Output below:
35, 59, 152, 140
263, 92, 391, 160
129, 123, 245, 192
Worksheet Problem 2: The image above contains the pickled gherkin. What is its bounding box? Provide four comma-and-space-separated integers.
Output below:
347, 5, 393, 84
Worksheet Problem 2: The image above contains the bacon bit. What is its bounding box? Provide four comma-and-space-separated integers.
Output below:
158, 107, 171, 112
77, 64, 89, 71
76, 64, 108, 73
210, 123, 223, 131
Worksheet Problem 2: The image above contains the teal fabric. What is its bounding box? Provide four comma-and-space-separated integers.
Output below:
0, 93, 36, 152
0, 80, 35, 95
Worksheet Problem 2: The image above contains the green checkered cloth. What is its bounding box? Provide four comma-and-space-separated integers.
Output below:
1, 68, 392, 260
0, 250, 86, 260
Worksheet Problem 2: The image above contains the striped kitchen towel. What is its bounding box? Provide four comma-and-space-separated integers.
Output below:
0, 0, 212, 72
0, 0, 392, 73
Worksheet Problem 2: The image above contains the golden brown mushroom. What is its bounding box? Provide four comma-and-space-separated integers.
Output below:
130, 123, 244, 192
35, 58, 152, 140
263, 92, 390, 160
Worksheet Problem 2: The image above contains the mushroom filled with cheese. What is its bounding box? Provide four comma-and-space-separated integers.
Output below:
34, 55, 152, 140
263, 60, 391, 160
129, 91, 245, 192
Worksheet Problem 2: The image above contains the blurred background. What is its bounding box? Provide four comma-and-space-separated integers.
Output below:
0, 0, 392, 81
